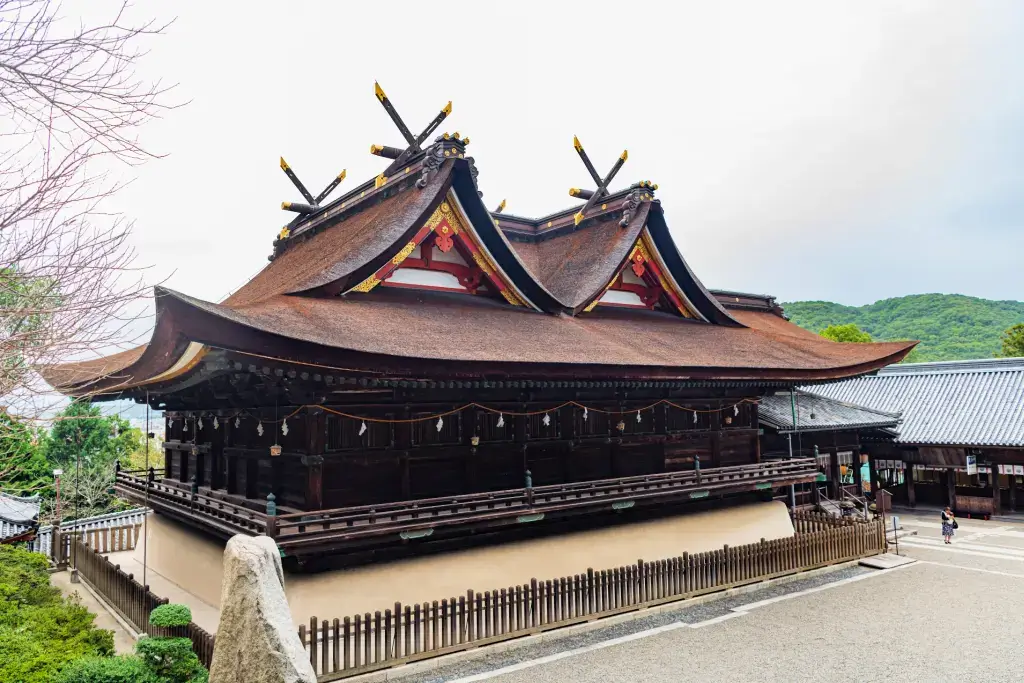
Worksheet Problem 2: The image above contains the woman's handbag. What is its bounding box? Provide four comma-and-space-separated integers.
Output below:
952, 520, 959, 529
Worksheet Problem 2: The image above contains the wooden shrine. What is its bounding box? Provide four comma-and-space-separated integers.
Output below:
42, 84, 915, 566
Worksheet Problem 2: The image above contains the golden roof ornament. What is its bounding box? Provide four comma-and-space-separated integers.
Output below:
568, 135, 629, 226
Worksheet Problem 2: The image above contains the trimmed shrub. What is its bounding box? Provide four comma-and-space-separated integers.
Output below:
135, 636, 207, 683
148, 603, 192, 628
55, 655, 156, 683
133, 602, 206, 682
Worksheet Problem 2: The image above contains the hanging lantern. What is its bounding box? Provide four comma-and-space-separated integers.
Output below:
213, 417, 220, 430
471, 435, 480, 447
542, 413, 551, 427
281, 419, 289, 436
496, 413, 505, 428
616, 420, 626, 432
359, 421, 367, 436
436, 416, 444, 432
270, 444, 282, 457
582, 406, 588, 422
257, 421, 264, 437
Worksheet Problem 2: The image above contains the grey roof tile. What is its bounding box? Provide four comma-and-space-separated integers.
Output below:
809, 358, 1024, 447
760, 390, 901, 432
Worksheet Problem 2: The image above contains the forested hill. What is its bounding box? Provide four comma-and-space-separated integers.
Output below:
781, 294, 1024, 362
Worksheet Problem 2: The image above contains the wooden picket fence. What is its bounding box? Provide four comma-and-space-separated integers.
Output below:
71, 537, 216, 668
300, 514, 885, 680
52, 524, 141, 566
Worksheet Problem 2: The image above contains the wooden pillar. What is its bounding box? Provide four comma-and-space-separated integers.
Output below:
946, 468, 956, 510
465, 407, 479, 493
751, 404, 761, 463
245, 457, 259, 499
402, 453, 413, 498
852, 453, 863, 494
829, 451, 841, 499
303, 409, 325, 509
180, 449, 190, 483
710, 402, 722, 467
163, 416, 173, 479
906, 464, 916, 508
992, 465, 1002, 516
1010, 471, 1017, 512
302, 455, 324, 510
210, 422, 224, 491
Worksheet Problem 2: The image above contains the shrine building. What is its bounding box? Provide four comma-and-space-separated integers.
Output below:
41, 85, 915, 567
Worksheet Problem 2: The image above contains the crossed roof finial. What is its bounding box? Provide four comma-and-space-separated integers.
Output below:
277, 158, 348, 239
568, 136, 628, 226
370, 81, 453, 175
279, 158, 347, 214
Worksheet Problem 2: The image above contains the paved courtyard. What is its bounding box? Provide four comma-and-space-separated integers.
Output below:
400, 509, 1024, 683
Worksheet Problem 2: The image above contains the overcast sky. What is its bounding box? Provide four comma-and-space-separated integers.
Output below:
87, 1, 1024, 316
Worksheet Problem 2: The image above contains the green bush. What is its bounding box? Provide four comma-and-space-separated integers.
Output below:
135, 636, 207, 683
0, 545, 114, 682
55, 655, 156, 683
135, 603, 205, 683
149, 603, 192, 628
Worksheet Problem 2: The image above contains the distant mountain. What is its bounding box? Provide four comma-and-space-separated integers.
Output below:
781, 294, 1024, 362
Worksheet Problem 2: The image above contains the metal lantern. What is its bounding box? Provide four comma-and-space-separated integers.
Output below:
270, 444, 282, 457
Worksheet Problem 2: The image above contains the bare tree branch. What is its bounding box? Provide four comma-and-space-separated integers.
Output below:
0, 0, 179, 416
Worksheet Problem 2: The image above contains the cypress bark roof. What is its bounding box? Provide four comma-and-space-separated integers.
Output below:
38, 149, 916, 398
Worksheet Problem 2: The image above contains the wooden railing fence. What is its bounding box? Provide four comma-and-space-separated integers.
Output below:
70, 538, 216, 668
52, 524, 141, 566
299, 515, 885, 681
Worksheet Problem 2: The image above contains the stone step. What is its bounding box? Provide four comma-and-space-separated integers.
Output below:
859, 553, 917, 570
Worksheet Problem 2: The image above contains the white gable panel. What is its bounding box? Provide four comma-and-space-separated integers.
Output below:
599, 289, 645, 307
386, 268, 467, 291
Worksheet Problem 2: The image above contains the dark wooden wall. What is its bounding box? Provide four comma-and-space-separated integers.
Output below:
163, 394, 762, 511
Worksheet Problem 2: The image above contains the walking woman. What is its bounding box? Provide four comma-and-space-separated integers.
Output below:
941, 506, 957, 544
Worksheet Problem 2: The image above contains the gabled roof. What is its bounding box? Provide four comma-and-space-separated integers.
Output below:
810, 358, 1024, 447
0, 492, 40, 540
508, 207, 647, 312
38, 128, 917, 399
759, 390, 901, 433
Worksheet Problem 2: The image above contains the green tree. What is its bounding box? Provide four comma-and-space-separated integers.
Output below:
0, 410, 50, 496
820, 323, 872, 343
43, 403, 141, 522
0, 545, 114, 682
783, 294, 1024, 361
997, 323, 1024, 358
46, 403, 140, 471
